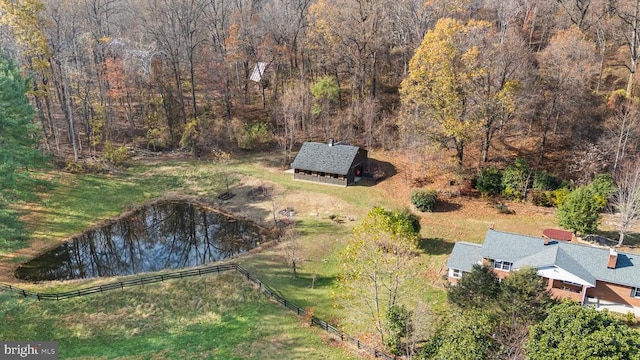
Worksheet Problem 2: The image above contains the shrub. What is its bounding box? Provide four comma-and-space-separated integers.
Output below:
103, 142, 129, 166
179, 119, 199, 154
552, 187, 571, 207
236, 122, 272, 150
475, 167, 503, 196
411, 189, 437, 212
531, 191, 554, 207
501, 158, 530, 201
393, 208, 421, 234
64, 158, 84, 174
533, 171, 562, 191
589, 173, 615, 209
495, 203, 515, 214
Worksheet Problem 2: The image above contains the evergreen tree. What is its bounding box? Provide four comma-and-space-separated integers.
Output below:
447, 264, 500, 309
0, 54, 46, 244
557, 185, 603, 234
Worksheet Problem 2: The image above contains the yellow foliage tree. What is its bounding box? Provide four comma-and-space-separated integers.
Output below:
400, 18, 491, 165
339, 207, 421, 350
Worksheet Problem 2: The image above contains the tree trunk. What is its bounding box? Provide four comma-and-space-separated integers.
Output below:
455, 139, 464, 166
62, 77, 79, 161
189, 53, 198, 118
292, 260, 297, 278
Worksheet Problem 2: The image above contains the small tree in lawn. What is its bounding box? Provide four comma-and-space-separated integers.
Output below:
384, 304, 413, 356
282, 225, 300, 278
212, 149, 236, 197
339, 206, 421, 351
612, 159, 640, 246
557, 185, 603, 235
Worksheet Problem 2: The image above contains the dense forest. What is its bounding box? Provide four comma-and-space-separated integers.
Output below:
0, 0, 638, 177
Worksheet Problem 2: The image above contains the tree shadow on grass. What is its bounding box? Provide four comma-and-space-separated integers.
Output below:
355, 158, 398, 187
433, 200, 461, 213
418, 237, 455, 256
290, 273, 337, 290
255, 152, 289, 169
593, 230, 640, 248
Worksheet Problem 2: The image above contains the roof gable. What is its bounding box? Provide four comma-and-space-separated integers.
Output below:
291, 142, 362, 175
446, 242, 482, 272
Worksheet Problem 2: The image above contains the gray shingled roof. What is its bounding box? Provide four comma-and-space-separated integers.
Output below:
513, 247, 596, 286
448, 230, 640, 288
446, 242, 482, 272
291, 142, 361, 175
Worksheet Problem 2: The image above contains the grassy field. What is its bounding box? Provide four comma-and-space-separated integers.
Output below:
1, 151, 610, 358
0, 273, 358, 359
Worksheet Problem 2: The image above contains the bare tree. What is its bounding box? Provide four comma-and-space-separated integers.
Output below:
612, 158, 640, 246
277, 80, 310, 164
611, 0, 640, 96
534, 26, 598, 159
604, 91, 640, 172
281, 225, 300, 278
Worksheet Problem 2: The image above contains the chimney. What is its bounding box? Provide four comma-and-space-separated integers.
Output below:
607, 248, 618, 269
543, 235, 549, 246
489, 223, 495, 230
328, 138, 334, 146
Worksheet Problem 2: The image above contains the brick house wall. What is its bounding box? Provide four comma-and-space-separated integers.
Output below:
586, 280, 640, 307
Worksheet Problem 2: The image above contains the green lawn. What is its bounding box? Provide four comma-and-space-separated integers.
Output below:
0, 273, 357, 360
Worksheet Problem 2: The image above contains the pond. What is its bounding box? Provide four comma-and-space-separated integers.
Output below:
15, 201, 265, 281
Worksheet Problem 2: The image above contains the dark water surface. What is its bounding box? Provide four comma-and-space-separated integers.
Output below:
15, 201, 264, 281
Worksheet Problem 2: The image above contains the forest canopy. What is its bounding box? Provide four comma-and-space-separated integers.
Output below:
0, 0, 637, 177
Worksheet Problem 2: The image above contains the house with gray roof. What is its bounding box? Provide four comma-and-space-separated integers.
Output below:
447, 229, 640, 314
291, 140, 367, 186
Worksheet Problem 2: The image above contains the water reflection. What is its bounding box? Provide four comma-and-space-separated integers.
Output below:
15, 201, 263, 281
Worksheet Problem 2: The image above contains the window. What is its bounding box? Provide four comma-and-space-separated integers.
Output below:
632, 287, 640, 298
491, 260, 512, 271
563, 280, 582, 287
451, 269, 462, 279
